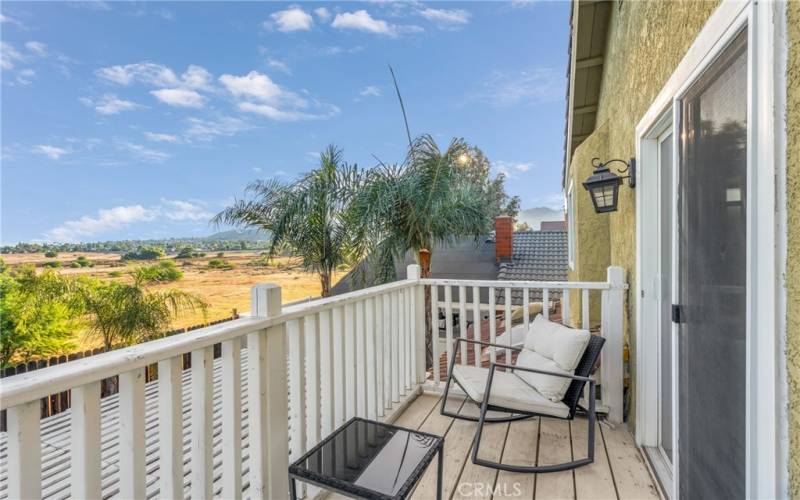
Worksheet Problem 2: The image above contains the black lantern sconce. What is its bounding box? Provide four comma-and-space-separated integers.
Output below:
582, 157, 636, 213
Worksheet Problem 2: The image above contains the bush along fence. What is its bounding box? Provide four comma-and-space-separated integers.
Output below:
0, 311, 240, 431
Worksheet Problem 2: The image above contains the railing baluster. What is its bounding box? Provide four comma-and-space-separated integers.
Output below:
191, 346, 214, 499
119, 368, 145, 499
158, 356, 183, 499
305, 314, 320, 449
288, 318, 307, 462
344, 303, 357, 417
375, 295, 386, 415
365, 297, 378, 419
562, 286, 571, 326
398, 290, 407, 394
472, 286, 481, 367
406, 286, 414, 389
444, 285, 453, 374
319, 309, 335, 435
582, 289, 590, 329
412, 267, 426, 383
489, 287, 497, 363
382, 293, 392, 408
221, 338, 243, 499
391, 291, 400, 402
356, 300, 367, 414
523, 287, 531, 332
543, 288, 550, 321
431, 284, 440, 385
458, 285, 467, 365
7, 401, 40, 499
71, 381, 101, 499
504, 287, 512, 362
332, 306, 346, 425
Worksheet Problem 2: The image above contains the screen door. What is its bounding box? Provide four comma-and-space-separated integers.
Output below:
676, 29, 747, 499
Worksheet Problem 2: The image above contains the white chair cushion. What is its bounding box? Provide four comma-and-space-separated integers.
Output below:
515, 315, 591, 401
451, 364, 570, 418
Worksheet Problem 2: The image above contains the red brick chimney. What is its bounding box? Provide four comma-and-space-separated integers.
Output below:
495, 215, 513, 263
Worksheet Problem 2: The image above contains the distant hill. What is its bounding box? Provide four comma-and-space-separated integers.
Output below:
517, 207, 565, 231
205, 228, 270, 242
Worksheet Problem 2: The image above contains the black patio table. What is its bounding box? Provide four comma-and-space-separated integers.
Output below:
288, 417, 444, 500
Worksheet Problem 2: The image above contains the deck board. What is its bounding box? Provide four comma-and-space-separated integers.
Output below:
398, 392, 660, 500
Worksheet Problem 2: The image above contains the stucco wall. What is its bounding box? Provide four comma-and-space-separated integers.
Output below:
567, 122, 610, 328
566, 0, 719, 426
786, 0, 799, 494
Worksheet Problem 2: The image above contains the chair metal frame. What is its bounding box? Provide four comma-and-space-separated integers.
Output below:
440, 336, 604, 473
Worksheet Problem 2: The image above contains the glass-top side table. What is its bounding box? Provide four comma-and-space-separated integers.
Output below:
288, 417, 444, 500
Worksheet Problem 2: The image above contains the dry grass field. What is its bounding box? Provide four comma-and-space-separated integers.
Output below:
3, 251, 349, 350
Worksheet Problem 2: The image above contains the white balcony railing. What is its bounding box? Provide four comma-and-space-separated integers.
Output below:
0, 265, 626, 499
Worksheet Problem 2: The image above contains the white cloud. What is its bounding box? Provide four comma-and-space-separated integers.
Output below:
24, 41, 47, 56
219, 71, 285, 102
161, 199, 212, 221
33, 144, 69, 160
359, 85, 382, 97
80, 93, 141, 115
16, 68, 35, 85
237, 101, 339, 121
314, 7, 331, 22
474, 68, 562, 107
495, 160, 533, 177
118, 142, 169, 163
0, 13, 26, 28
180, 65, 213, 90
331, 10, 394, 35
419, 8, 469, 27
1, 42, 25, 70
267, 57, 291, 74
320, 45, 365, 56
45, 205, 155, 242
269, 6, 313, 32
184, 116, 251, 141
96, 61, 179, 86
144, 132, 180, 143
151, 88, 206, 108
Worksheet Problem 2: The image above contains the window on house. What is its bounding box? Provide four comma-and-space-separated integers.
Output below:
567, 183, 575, 269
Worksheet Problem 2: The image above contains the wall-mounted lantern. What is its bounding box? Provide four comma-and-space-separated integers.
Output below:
582, 157, 636, 213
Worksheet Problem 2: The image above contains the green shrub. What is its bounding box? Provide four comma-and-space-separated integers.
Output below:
74, 256, 93, 268
122, 247, 165, 261
132, 260, 183, 284
44, 250, 58, 258
208, 259, 234, 270
70, 262, 81, 268
216, 252, 224, 258
176, 247, 200, 259
42, 261, 61, 268
108, 271, 123, 278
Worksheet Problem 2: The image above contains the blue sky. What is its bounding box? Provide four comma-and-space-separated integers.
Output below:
0, 1, 570, 244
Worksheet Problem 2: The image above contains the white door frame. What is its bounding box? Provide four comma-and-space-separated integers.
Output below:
633, 0, 788, 497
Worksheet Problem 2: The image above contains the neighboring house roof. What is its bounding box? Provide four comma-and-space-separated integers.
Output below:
541, 220, 567, 231
333, 230, 569, 307
331, 236, 498, 296
497, 230, 568, 304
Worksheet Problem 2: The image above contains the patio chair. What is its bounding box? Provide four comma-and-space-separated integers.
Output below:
440, 314, 605, 473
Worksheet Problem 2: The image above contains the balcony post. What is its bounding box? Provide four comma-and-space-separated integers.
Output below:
602, 266, 625, 424
248, 284, 289, 499
408, 264, 426, 383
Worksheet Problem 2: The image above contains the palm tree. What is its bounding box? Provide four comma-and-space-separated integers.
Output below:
350, 134, 492, 280
349, 134, 493, 367
78, 277, 207, 351
213, 145, 363, 297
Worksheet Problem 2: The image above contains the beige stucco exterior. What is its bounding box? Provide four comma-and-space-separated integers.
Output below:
786, 0, 799, 494
565, 0, 718, 424
565, 0, 798, 493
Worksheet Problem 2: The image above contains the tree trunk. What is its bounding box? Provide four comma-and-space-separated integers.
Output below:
320, 272, 331, 298
418, 249, 434, 372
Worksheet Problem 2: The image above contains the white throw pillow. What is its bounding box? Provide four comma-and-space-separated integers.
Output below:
514, 315, 590, 401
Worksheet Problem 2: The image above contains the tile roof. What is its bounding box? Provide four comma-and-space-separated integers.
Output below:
497, 230, 568, 305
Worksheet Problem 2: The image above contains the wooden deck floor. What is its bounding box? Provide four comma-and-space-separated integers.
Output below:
364, 393, 662, 500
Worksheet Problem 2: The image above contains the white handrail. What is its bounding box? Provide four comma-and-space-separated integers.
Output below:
420, 277, 628, 290
0, 278, 417, 410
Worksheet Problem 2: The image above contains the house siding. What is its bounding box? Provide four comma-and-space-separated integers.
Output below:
566, 0, 719, 427
786, 0, 800, 494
